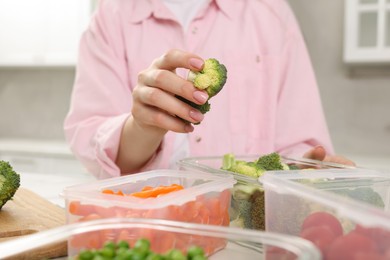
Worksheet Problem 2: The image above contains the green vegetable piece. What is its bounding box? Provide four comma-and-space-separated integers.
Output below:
78, 250, 95, 260
117, 240, 130, 249
165, 249, 186, 260
145, 253, 163, 260
255, 152, 288, 171
192, 255, 207, 260
188, 58, 227, 98
99, 247, 115, 258
186, 246, 205, 258
0, 160, 21, 210
177, 58, 227, 123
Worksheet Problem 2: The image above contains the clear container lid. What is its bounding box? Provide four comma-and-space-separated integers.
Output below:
0, 218, 321, 260
62, 169, 236, 209
178, 155, 354, 185
259, 168, 390, 227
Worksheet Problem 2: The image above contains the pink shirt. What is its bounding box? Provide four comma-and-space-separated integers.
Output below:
64, 0, 334, 179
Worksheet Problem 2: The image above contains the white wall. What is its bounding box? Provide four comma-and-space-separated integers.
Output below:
288, 0, 390, 163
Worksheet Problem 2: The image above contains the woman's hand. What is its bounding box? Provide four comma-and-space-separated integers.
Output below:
303, 146, 356, 166
132, 49, 209, 134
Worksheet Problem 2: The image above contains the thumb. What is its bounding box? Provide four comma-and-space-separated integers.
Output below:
303, 145, 326, 161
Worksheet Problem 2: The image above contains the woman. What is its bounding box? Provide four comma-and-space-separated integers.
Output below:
64, 0, 354, 179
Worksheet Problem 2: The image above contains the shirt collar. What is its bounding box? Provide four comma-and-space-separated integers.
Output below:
128, 0, 238, 24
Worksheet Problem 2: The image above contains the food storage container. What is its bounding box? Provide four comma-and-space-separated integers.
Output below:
63, 169, 236, 228
0, 218, 322, 259
178, 154, 353, 230
260, 169, 390, 259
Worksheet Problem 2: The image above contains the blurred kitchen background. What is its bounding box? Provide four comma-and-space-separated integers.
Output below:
0, 0, 389, 178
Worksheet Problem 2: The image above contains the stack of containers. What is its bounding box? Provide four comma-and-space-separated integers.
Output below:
178, 155, 351, 231
260, 169, 390, 259
56, 168, 325, 259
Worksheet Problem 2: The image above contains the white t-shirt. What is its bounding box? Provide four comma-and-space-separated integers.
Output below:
162, 0, 208, 31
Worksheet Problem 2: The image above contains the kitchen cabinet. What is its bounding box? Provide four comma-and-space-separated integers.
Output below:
0, 0, 95, 67
344, 0, 390, 63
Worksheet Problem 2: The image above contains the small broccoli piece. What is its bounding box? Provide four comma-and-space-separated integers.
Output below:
333, 187, 385, 208
249, 189, 265, 230
0, 160, 21, 210
288, 164, 301, 170
188, 58, 227, 98
222, 153, 265, 178
255, 152, 289, 171
178, 58, 227, 119
231, 185, 255, 227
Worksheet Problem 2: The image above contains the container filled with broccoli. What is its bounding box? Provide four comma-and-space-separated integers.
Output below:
178, 153, 354, 231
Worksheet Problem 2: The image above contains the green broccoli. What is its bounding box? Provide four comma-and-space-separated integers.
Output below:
0, 160, 21, 210
249, 189, 265, 230
230, 184, 258, 229
187, 58, 227, 98
177, 58, 227, 118
332, 187, 385, 208
255, 152, 290, 171
222, 153, 265, 178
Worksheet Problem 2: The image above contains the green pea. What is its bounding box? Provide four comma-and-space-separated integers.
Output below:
99, 247, 115, 258
78, 250, 95, 260
117, 240, 130, 249
165, 249, 186, 260
187, 246, 205, 258
114, 249, 133, 260
191, 255, 207, 260
103, 241, 117, 251
145, 253, 163, 260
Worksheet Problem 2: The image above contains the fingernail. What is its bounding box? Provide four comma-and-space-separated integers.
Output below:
193, 91, 209, 103
184, 124, 194, 132
189, 109, 204, 122
189, 58, 203, 70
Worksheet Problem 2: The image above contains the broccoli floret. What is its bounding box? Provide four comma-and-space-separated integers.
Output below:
178, 58, 227, 118
255, 152, 289, 171
222, 153, 265, 178
333, 187, 385, 208
0, 160, 21, 210
188, 58, 227, 98
249, 189, 265, 230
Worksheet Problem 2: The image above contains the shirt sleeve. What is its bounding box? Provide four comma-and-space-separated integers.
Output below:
63, 1, 160, 179
273, 1, 334, 158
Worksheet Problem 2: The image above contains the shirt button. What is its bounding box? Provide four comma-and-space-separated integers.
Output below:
192, 27, 198, 34
195, 136, 202, 142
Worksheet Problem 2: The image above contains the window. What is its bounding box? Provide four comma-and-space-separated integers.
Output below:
344, 0, 390, 63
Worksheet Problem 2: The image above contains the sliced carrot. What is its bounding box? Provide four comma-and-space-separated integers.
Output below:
68, 201, 96, 216
101, 184, 184, 198
130, 184, 184, 198
102, 189, 115, 194
142, 186, 154, 191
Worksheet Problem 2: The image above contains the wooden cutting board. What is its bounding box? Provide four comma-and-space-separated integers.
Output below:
0, 188, 68, 259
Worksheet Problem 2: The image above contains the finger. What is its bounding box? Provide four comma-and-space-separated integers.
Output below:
303, 145, 326, 161
132, 102, 194, 133
153, 49, 204, 71
139, 69, 208, 105
323, 155, 356, 166
135, 86, 204, 124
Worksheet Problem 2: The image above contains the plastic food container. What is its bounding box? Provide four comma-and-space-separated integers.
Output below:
63, 170, 236, 228
260, 169, 390, 259
0, 218, 322, 259
178, 155, 353, 230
